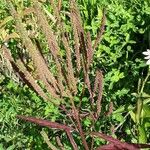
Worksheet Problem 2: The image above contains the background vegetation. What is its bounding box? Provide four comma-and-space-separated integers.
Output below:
0, 0, 150, 149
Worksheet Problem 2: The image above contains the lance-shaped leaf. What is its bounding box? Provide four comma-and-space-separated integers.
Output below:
17, 115, 78, 150
17, 115, 74, 131
91, 132, 150, 150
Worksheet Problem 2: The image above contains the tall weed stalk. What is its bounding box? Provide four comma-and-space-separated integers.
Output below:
2, 0, 150, 149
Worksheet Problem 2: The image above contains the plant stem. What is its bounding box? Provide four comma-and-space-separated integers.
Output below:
74, 108, 89, 150
70, 96, 89, 150
40, 130, 58, 150
136, 66, 150, 124
140, 66, 150, 94
136, 66, 150, 141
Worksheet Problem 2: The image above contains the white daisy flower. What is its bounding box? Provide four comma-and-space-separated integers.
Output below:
142, 49, 150, 65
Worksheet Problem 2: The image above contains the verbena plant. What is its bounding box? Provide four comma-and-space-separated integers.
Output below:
0, 0, 150, 149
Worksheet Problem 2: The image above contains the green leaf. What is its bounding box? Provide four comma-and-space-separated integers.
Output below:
142, 92, 150, 98
113, 106, 125, 114
6, 145, 16, 150
143, 98, 150, 105
112, 113, 124, 122
141, 104, 150, 118
83, 117, 91, 127
138, 125, 147, 143
0, 144, 4, 150
74, 96, 80, 102
139, 28, 145, 34
0, 16, 13, 28
129, 110, 136, 123
145, 122, 150, 128
125, 33, 130, 42
110, 70, 124, 83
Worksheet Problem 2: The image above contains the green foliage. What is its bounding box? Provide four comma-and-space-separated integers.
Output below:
78, 0, 150, 145
0, 77, 62, 149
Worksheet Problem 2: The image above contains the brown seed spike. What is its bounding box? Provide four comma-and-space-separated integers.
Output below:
93, 9, 106, 50
86, 32, 94, 70
95, 70, 103, 118
106, 101, 113, 116
49, 0, 61, 24
6, 0, 59, 95
58, 0, 62, 12
70, 11, 81, 72
93, 70, 99, 94
33, 2, 65, 96
70, 0, 85, 73
2, 46, 49, 102
62, 33, 77, 94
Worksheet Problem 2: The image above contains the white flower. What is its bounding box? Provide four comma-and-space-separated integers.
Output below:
142, 49, 150, 65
